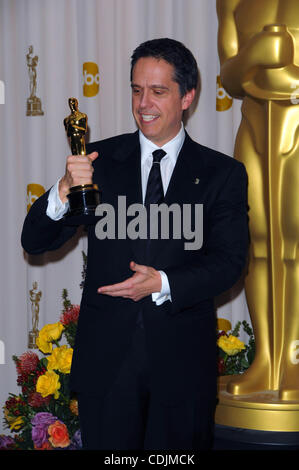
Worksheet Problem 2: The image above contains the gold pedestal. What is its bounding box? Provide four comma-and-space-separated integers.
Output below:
28, 330, 38, 349
216, 376, 299, 432
26, 96, 44, 116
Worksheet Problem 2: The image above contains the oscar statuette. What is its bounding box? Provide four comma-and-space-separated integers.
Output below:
64, 97, 100, 217
26, 45, 44, 116
28, 282, 41, 349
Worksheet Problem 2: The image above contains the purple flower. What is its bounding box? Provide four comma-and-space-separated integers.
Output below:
69, 429, 82, 449
31, 412, 57, 448
31, 425, 48, 448
31, 412, 57, 427
0, 435, 15, 449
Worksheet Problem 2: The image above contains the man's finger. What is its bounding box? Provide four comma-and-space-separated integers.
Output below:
130, 261, 148, 274
98, 279, 132, 293
99, 289, 132, 298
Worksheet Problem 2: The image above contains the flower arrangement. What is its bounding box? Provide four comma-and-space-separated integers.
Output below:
0, 247, 255, 448
217, 318, 255, 375
0, 290, 81, 450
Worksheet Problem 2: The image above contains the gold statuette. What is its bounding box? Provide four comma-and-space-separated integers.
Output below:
26, 45, 44, 116
216, 0, 299, 432
64, 97, 100, 217
28, 282, 41, 349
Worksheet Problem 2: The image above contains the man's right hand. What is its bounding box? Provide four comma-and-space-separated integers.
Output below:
58, 151, 99, 203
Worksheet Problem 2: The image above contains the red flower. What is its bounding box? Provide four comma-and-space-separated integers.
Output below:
60, 305, 80, 326
5, 396, 25, 410
34, 441, 53, 450
16, 352, 39, 376
217, 330, 227, 340
218, 357, 226, 375
28, 392, 51, 408
32, 367, 47, 386
48, 421, 70, 448
17, 373, 28, 387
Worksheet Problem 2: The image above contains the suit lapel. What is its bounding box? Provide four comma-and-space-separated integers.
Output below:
106, 131, 142, 206
106, 132, 146, 263
149, 133, 205, 265
164, 133, 204, 205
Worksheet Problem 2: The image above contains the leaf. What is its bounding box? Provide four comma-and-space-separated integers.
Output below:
39, 357, 48, 368
231, 321, 241, 337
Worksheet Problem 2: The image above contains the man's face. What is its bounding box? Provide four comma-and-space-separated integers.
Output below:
131, 57, 195, 147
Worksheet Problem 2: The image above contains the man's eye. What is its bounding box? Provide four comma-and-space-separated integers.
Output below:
132, 88, 140, 94
154, 90, 164, 95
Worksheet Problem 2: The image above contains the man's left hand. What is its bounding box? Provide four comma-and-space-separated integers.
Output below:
97, 261, 162, 302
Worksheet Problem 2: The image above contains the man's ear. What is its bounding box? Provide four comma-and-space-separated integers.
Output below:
182, 88, 196, 111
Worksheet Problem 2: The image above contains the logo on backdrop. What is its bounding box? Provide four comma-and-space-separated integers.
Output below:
27, 183, 45, 212
26, 45, 44, 116
83, 62, 100, 97
216, 75, 232, 112
0, 80, 4, 104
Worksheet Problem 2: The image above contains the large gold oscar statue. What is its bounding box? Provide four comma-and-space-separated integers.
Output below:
216, 0, 299, 431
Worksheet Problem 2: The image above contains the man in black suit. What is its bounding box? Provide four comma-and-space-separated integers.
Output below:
21, 38, 248, 450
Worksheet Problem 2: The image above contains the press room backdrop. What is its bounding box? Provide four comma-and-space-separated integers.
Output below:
0, 0, 250, 432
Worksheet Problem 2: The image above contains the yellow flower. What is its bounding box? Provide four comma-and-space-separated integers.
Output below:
46, 347, 61, 371
36, 336, 52, 354
36, 322, 64, 354
218, 335, 246, 356
9, 416, 24, 431
217, 318, 232, 333
47, 345, 73, 374
57, 346, 73, 374
4, 409, 24, 431
36, 370, 61, 399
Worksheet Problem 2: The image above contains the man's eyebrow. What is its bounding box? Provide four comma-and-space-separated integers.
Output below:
131, 83, 170, 90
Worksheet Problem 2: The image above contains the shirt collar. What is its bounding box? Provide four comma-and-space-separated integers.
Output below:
139, 122, 185, 165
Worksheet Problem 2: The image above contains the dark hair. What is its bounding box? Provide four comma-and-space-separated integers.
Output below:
130, 38, 198, 97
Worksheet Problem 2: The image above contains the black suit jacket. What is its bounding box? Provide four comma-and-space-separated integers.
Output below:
21, 131, 248, 406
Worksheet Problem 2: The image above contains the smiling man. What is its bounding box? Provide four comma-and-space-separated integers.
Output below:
131, 56, 195, 146
21, 38, 249, 450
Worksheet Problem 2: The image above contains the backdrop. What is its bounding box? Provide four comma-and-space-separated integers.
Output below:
0, 0, 250, 433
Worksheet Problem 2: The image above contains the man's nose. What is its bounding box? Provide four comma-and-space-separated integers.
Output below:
139, 90, 151, 109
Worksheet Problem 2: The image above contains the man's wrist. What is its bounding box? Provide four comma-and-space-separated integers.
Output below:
46, 179, 69, 221
58, 177, 70, 204
152, 270, 171, 305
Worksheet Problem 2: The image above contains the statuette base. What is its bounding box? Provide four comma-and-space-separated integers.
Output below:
66, 183, 100, 217
26, 97, 44, 116
28, 330, 39, 349
216, 375, 299, 432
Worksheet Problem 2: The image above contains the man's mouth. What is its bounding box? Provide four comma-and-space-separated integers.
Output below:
140, 114, 159, 123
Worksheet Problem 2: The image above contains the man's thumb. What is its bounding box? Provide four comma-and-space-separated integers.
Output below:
89, 151, 99, 161
130, 261, 146, 274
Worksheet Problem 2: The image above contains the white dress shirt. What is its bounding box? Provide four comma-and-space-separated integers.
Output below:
46, 123, 185, 305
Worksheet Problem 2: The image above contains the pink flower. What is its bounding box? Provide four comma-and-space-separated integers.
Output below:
60, 305, 80, 326
16, 352, 39, 376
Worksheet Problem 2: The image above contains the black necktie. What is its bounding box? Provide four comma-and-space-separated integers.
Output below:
144, 148, 166, 251
136, 149, 166, 329
144, 149, 166, 209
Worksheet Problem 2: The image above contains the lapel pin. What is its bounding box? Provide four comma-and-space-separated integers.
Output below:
194, 178, 200, 184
